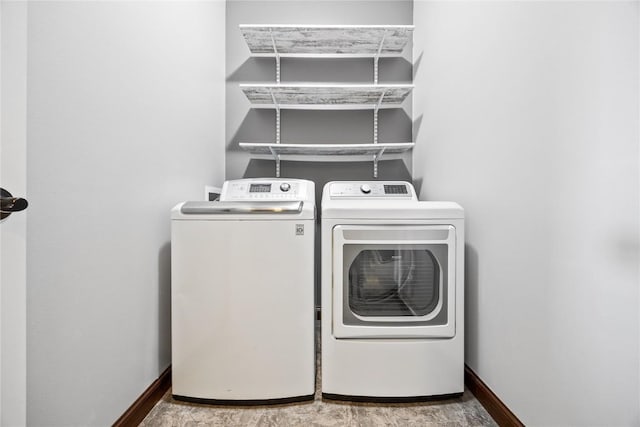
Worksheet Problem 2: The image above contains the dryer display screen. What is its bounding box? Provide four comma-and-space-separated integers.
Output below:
384, 185, 408, 194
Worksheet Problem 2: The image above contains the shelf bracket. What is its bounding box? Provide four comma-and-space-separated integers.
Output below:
372, 147, 387, 178
268, 146, 282, 178
373, 90, 386, 144
373, 30, 388, 85
269, 28, 281, 83
270, 90, 281, 144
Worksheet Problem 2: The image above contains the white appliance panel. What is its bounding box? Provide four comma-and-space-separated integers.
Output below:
172, 218, 315, 400
328, 181, 416, 199
320, 180, 464, 399
220, 178, 310, 201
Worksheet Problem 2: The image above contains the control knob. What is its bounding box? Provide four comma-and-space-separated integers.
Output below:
360, 184, 372, 194
280, 182, 291, 192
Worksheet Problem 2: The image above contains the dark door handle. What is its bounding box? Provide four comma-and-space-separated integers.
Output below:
1, 188, 28, 220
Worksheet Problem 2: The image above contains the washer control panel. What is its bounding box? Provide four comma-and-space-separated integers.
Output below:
329, 181, 415, 199
220, 179, 306, 201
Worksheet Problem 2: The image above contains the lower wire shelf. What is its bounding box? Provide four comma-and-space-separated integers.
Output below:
239, 142, 413, 156
239, 142, 414, 178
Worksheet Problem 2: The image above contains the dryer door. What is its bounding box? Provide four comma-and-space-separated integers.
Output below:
332, 225, 456, 338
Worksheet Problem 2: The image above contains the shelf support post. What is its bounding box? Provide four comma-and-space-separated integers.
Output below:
373, 57, 379, 85
268, 146, 281, 178
269, 28, 281, 83
373, 90, 386, 144
270, 91, 281, 145
268, 88, 282, 177
276, 107, 281, 144
372, 147, 387, 178
373, 30, 388, 85
268, 28, 280, 147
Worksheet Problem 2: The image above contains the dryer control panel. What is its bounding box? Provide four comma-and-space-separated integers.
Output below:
220, 179, 308, 201
329, 181, 416, 199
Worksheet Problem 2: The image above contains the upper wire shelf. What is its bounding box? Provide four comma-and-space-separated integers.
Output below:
240, 25, 414, 58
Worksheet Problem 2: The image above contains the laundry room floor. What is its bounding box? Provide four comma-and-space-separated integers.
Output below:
141, 384, 496, 427
141, 345, 497, 426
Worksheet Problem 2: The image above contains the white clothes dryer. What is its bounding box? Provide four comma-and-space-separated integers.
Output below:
321, 181, 464, 401
171, 178, 315, 404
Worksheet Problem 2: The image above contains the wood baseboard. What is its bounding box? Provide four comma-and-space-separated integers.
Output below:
464, 365, 524, 427
112, 366, 172, 427
113, 364, 518, 426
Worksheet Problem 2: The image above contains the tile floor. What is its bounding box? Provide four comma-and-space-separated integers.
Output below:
142, 330, 496, 426
141, 386, 496, 426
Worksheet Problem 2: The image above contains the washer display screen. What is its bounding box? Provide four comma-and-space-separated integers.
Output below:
249, 183, 272, 193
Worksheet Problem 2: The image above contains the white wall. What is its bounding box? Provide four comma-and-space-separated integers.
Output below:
0, 1, 28, 425
26, 1, 225, 425
414, 1, 639, 425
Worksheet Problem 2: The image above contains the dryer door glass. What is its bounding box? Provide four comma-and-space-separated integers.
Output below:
349, 248, 440, 317
342, 243, 448, 326
333, 225, 456, 337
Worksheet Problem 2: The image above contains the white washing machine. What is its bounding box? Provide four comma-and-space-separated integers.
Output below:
321, 181, 464, 400
171, 178, 315, 404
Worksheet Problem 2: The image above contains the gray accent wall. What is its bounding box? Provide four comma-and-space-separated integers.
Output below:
26, 2, 225, 425
413, 2, 639, 425
225, 0, 414, 204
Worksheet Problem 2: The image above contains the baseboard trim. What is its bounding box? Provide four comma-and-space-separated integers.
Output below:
464, 365, 524, 427
112, 366, 172, 427
112, 364, 519, 426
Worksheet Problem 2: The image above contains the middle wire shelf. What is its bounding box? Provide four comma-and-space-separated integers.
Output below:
240, 83, 413, 109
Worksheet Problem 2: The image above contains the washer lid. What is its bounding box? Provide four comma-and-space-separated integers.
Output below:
171, 200, 314, 220
180, 201, 303, 215
171, 178, 316, 220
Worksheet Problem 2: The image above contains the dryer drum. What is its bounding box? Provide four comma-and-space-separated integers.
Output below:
348, 249, 440, 317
